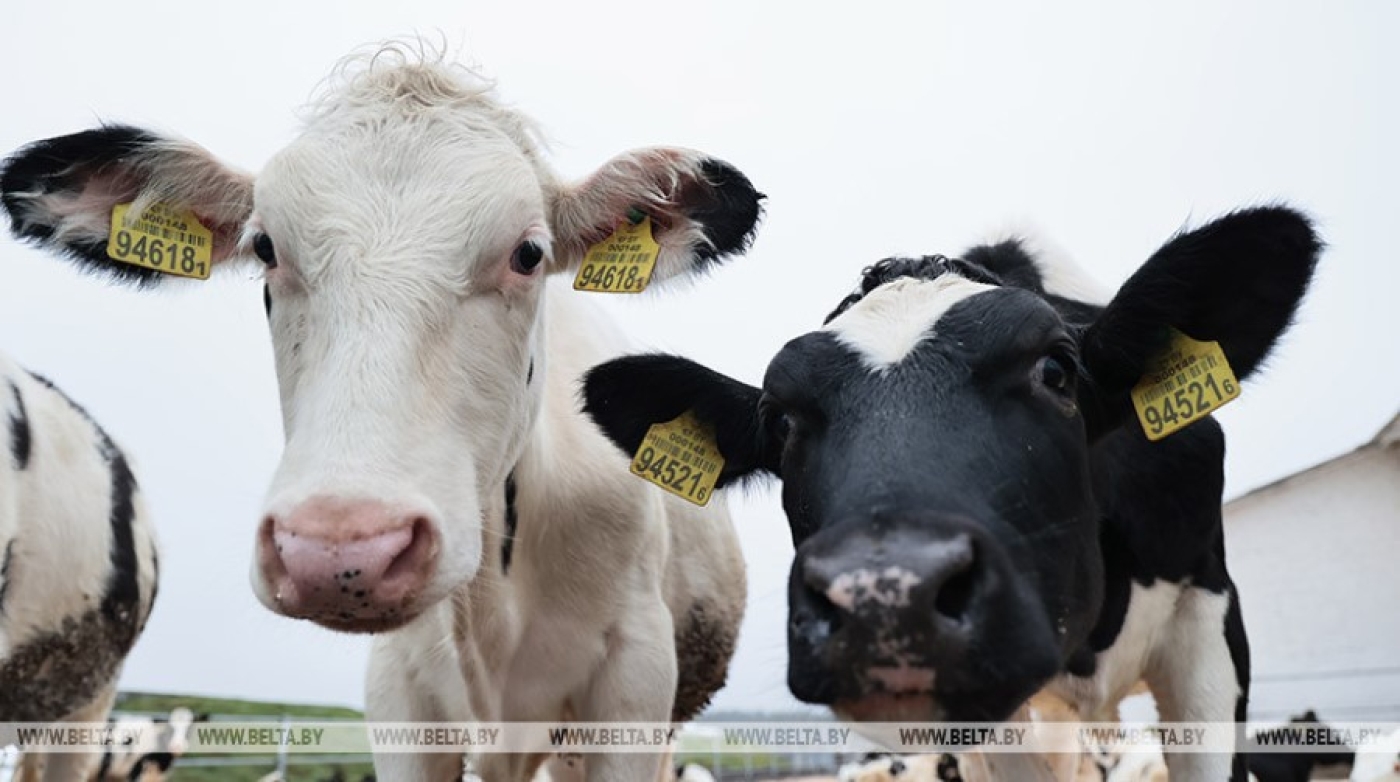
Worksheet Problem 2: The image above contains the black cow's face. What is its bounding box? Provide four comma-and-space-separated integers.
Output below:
764, 269, 1104, 720
583, 207, 1320, 723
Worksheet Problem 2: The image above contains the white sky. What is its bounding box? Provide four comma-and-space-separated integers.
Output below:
0, 2, 1394, 714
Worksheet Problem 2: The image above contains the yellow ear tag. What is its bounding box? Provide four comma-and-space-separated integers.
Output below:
574, 213, 659, 293
1131, 328, 1240, 441
106, 202, 213, 280
629, 411, 725, 507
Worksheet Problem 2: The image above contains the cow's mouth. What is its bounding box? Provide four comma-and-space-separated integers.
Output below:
833, 692, 940, 722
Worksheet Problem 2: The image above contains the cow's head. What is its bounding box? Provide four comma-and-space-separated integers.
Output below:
0, 46, 762, 633
584, 207, 1318, 721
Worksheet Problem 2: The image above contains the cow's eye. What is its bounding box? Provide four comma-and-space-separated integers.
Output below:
252, 233, 277, 268
511, 240, 546, 275
1038, 354, 1074, 394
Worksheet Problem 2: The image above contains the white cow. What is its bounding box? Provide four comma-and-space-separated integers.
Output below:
0, 42, 758, 782
0, 355, 160, 782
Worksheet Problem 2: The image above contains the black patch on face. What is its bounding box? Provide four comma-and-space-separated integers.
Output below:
24, 371, 144, 639
686, 158, 766, 268
501, 472, 518, 574
7, 381, 29, 469
263, 283, 272, 318
526, 358, 534, 386
1, 125, 170, 287
0, 539, 14, 616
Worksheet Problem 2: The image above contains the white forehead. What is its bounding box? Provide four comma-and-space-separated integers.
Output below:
254, 49, 550, 278
826, 275, 996, 370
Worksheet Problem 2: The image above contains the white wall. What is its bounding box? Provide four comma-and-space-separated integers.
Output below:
1224, 440, 1400, 721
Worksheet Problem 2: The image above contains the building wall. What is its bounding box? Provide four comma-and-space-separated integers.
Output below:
1224, 442, 1400, 721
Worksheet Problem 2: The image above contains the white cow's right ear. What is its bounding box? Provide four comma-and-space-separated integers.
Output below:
1, 125, 255, 286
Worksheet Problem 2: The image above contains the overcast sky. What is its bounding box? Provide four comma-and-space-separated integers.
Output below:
0, 3, 1394, 715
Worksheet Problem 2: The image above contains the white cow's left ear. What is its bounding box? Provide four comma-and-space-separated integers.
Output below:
547, 148, 763, 282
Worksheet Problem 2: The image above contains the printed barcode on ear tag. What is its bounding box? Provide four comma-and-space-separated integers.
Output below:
1131, 328, 1240, 441
629, 411, 725, 506
574, 216, 659, 293
107, 202, 213, 279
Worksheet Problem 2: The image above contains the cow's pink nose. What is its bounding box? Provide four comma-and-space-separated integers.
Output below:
256, 497, 439, 631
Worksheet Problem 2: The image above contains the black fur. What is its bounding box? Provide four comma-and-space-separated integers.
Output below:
685, 158, 766, 268
0, 540, 14, 616
583, 354, 778, 488
1080, 206, 1322, 436
7, 381, 29, 469
582, 206, 1320, 775
1, 125, 171, 287
501, 472, 518, 574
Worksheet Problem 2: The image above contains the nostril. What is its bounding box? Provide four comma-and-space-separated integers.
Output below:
932, 543, 979, 622
382, 516, 436, 584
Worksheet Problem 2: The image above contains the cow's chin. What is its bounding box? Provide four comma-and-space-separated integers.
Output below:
833, 693, 941, 723
307, 610, 422, 635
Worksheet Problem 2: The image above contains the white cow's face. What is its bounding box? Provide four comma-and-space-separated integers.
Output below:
0, 47, 764, 633
249, 98, 553, 630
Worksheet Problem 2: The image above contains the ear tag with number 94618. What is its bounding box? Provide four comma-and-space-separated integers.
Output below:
574, 210, 659, 294
629, 411, 725, 507
1131, 328, 1240, 441
107, 202, 213, 280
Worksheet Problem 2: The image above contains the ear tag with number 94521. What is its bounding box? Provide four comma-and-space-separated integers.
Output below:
574, 209, 659, 294
1131, 328, 1240, 441
629, 411, 725, 507
107, 202, 213, 280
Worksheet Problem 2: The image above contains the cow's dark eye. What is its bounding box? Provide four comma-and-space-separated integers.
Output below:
252, 233, 277, 268
1038, 354, 1074, 395
511, 240, 546, 275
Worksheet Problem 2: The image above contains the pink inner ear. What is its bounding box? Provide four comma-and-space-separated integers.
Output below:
40, 168, 141, 222
560, 147, 707, 251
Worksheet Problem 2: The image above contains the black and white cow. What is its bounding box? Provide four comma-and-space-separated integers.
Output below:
0, 43, 759, 782
583, 207, 1321, 780
0, 354, 160, 782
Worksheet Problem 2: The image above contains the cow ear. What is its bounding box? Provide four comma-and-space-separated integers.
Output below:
549, 149, 764, 283
581, 354, 781, 488
1078, 206, 1321, 437
1, 125, 255, 287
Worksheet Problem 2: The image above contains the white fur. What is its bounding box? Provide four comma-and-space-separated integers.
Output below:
1352, 727, 1400, 781
0, 353, 159, 782
364, 286, 745, 782
827, 275, 995, 370
5, 46, 747, 782
975, 220, 1112, 305
1047, 582, 1241, 780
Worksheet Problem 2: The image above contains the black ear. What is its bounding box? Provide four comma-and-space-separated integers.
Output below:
1079, 206, 1321, 436
1, 124, 253, 287
581, 354, 781, 488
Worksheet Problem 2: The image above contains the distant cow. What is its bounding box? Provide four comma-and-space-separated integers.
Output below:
1247, 710, 1353, 782
0, 354, 159, 781
1, 41, 760, 782
584, 207, 1320, 781
91, 707, 203, 782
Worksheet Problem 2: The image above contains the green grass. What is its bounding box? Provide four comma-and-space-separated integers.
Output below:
115, 691, 363, 720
